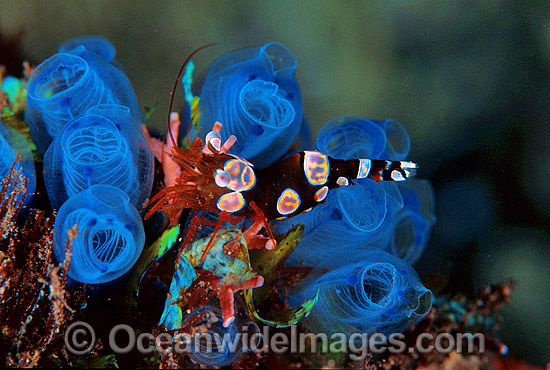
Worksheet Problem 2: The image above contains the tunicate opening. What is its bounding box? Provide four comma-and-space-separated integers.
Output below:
61, 115, 122, 165
240, 80, 295, 129
191, 335, 232, 366
187, 306, 242, 367
27, 54, 89, 101
89, 228, 129, 266
262, 42, 297, 79
59, 116, 137, 201
54, 190, 144, 284
413, 290, 433, 317
380, 119, 411, 160
317, 116, 387, 160
360, 263, 396, 308
337, 180, 387, 232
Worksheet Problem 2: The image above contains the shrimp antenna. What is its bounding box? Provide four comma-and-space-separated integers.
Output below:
167, 42, 216, 148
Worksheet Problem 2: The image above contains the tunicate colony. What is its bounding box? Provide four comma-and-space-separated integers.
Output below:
14, 37, 436, 366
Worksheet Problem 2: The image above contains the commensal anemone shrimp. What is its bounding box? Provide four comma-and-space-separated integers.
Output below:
143, 45, 418, 265
142, 45, 417, 327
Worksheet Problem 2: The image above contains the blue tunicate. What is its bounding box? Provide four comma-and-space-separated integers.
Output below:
316, 116, 411, 161
372, 119, 411, 160
316, 116, 387, 159
0, 121, 36, 205
43, 104, 154, 210
390, 180, 436, 264
25, 45, 140, 154
288, 250, 432, 337
185, 305, 256, 367
53, 185, 145, 284
197, 42, 303, 168
58, 36, 116, 63
279, 179, 404, 271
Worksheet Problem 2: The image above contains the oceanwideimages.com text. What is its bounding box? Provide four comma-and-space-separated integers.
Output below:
65, 321, 485, 360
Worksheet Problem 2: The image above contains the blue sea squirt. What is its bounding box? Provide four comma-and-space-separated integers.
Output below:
195, 42, 303, 168
43, 104, 153, 210
53, 184, 145, 284
288, 249, 433, 338
25, 41, 140, 153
